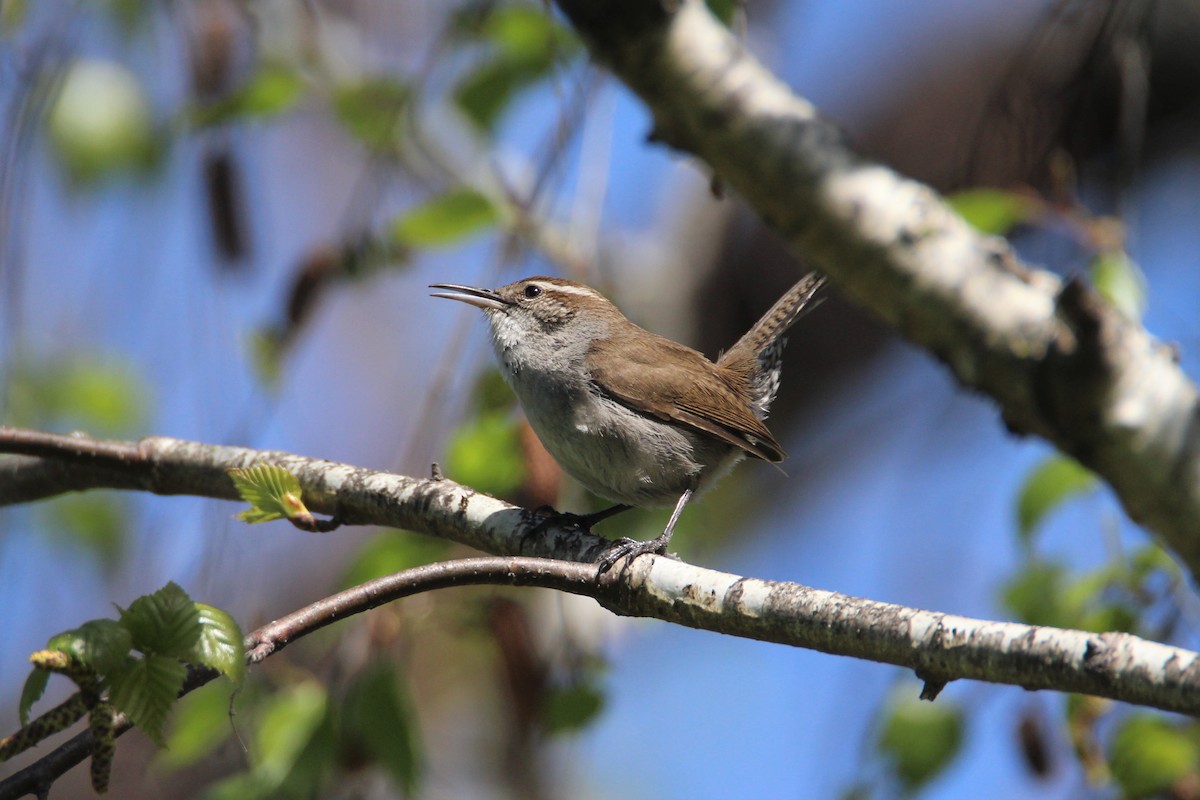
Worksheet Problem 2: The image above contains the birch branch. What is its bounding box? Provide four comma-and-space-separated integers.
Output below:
2, 426, 1200, 718
550, 0, 1200, 580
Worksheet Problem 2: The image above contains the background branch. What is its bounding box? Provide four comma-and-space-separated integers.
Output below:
550, 0, 1200, 580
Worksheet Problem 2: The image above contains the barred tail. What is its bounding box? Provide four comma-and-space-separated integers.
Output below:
718, 272, 825, 419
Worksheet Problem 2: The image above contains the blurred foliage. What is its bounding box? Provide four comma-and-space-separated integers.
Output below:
6, 355, 149, 566
948, 188, 1036, 235
203, 680, 332, 799
452, 5, 580, 132
5, 355, 150, 434
333, 77, 411, 151
996, 438, 1189, 799
1, 0, 26, 31
105, 0, 150, 35
156, 679, 239, 771
193, 661, 424, 799
1091, 251, 1147, 321
1003, 560, 1072, 629
446, 411, 526, 497
541, 678, 605, 735
704, 0, 738, 26
877, 688, 964, 792
1109, 714, 1200, 798
1015, 454, 1096, 547
190, 63, 304, 128
338, 661, 423, 796
445, 368, 526, 498
392, 188, 500, 248
247, 326, 288, 390
1004, 543, 1178, 635
471, 366, 520, 415
341, 530, 451, 589
42, 493, 127, 572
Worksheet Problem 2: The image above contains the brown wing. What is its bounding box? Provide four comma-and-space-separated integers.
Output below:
586, 331, 786, 463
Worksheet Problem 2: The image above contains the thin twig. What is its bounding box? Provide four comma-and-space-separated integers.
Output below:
0, 557, 597, 800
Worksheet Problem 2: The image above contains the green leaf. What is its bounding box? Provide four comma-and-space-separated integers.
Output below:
391, 189, 499, 248
200, 772, 273, 800
1015, 455, 1095, 545
704, 0, 736, 25
1078, 604, 1138, 635
237, 65, 304, 117
18, 668, 50, 726
108, 654, 188, 745
1128, 543, 1178, 585
541, 682, 605, 735
445, 412, 525, 497
451, 6, 576, 132
484, 6, 571, 59
341, 531, 450, 589
156, 681, 236, 771
192, 64, 304, 128
878, 692, 964, 791
119, 581, 202, 659
454, 57, 543, 132
1091, 251, 1147, 320
948, 189, 1034, 235
228, 464, 307, 524
471, 368, 518, 415
332, 78, 410, 150
1110, 715, 1198, 798
56, 360, 147, 431
247, 327, 287, 390
5, 357, 149, 433
342, 663, 422, 795
1002, 561, 1071, 628
46, 619, 133, 677
192, 604, 245, 684
254, 681, 329, 790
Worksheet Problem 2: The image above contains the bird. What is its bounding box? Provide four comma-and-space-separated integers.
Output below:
431, 273, 824, 570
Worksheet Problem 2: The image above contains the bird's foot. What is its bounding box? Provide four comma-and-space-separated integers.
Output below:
597, 532, 672, 575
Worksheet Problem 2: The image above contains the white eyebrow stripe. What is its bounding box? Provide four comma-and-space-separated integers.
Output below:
545, 283, 604, 300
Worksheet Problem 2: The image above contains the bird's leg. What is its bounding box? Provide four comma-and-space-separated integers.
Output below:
598, 484, 695, 574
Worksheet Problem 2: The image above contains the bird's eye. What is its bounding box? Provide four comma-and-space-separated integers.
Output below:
523, 284, 542, 299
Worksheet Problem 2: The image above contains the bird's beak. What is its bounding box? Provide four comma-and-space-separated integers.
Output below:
429, 283, 511, 311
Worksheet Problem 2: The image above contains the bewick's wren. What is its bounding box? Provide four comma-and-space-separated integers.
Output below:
431, 273, 824, 570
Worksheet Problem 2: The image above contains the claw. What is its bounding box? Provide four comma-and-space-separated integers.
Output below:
595, 485, 694, 574
596, 535, 669, 574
